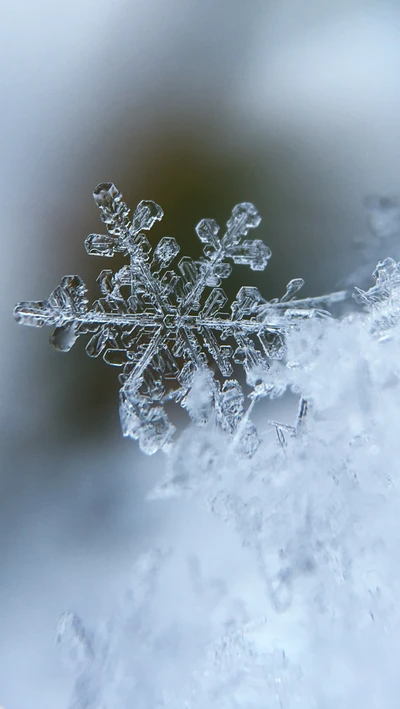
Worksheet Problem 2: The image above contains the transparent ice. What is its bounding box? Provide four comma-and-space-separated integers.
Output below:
14, 182, 346, 454
15, 189, 400, 707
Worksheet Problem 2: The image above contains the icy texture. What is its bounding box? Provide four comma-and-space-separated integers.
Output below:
53, 197, 400, 707
14, 182, 346, 454
56, 550, 181, 709
57, 551, 304, 709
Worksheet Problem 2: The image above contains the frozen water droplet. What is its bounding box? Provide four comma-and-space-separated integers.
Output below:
50, 323, 78, 351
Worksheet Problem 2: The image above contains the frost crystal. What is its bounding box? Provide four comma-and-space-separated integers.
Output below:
43, 193, 400, 708
14, 182, 346, 454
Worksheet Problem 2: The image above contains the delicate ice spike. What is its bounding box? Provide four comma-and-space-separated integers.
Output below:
280, 278, 305, 302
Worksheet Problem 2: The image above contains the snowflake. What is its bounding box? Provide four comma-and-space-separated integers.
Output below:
14, 183, 346, 454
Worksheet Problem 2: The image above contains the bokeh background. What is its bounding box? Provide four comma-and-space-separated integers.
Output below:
2, 0, 400, 706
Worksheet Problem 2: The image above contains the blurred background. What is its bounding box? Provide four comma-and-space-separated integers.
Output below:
2, 0, 400, 706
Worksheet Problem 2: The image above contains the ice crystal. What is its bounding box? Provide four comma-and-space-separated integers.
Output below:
49, 194, 400, 708
354, 256, 400, 337
14, 182, 347, 454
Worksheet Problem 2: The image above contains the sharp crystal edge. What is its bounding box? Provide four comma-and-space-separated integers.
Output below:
14, 182, 347, 454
